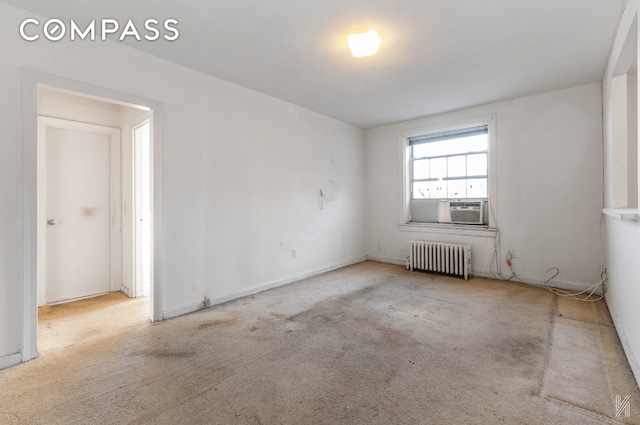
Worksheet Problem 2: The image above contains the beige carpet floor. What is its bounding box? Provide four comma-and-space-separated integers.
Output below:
0, 261, 639, 424
37, 292, 150, 355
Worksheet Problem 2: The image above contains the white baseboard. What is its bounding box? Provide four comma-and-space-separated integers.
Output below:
0, 352, 22, 371
163, 301, 205, 320
120, 284, 132, 297
366, 255, 407, 267
367, 255, 599, 293
605, 297, 640, 388
472, 272, 601, 294
163, 257, 367, 320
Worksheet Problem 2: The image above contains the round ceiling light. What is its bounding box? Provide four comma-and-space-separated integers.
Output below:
347, 29, 381, 58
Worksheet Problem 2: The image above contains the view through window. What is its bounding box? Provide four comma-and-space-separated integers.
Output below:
409, 126, 488, 200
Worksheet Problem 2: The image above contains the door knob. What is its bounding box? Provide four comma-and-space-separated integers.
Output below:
47, 219, 56, 225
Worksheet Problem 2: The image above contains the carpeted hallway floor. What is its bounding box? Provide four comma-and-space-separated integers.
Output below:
0, 261, 639, 424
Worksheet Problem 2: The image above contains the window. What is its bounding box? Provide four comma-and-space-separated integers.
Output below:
409, 126, 488, 200
401, 115, 495, 226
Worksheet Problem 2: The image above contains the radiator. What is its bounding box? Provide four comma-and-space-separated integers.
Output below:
409, 240, 472, 280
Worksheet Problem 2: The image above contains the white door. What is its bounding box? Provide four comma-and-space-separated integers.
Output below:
134, 121, 152, 298
39, 118, 122, 305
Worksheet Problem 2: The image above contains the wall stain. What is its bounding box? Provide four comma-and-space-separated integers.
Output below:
82, 207, 97, 217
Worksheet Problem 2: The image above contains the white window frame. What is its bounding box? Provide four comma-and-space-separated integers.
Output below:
399, 114, 497, 232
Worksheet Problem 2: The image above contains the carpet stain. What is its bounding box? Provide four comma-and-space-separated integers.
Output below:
494, 335, 546, 379
4, 262, 638, 424
131, 349, 197, 358
501, 335, 545, 362
312, 315, 332, 325
0, 413, 20, 425
197, 317, 236, 330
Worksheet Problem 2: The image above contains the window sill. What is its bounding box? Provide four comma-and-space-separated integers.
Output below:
603, 208, 639, 221
398, 222, 498, 238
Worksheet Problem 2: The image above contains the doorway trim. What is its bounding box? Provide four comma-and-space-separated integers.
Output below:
21, 69, 165, 362
132, 118, 152, 299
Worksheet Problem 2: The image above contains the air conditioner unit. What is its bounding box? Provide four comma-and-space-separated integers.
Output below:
449, 201, 484, 225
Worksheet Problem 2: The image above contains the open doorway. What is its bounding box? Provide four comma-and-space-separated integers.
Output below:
36, 87, 152, 353
20, 71, 163, 361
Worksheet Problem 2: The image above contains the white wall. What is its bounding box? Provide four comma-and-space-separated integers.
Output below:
0, 62, 22, 369
0, 3, 365, 367
602, 0, 640, 386
365, 83, 604, 290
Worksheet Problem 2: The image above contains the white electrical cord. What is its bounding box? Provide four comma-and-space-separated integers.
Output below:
541, 213, 608, 302
486, 200, 513, 281
488, 203, 606, 301
488, 228, 518, 281
542, 267, 607, 302
486, 200, 607, 302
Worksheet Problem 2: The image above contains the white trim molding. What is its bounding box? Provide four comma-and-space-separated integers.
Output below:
164, 257, 367, 320
398, 113, 498, 228
0, 353, 22, 371
603, 208, 640, 221
398, 223, 498, 238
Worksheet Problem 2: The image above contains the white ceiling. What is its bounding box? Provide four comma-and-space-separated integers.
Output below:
4, 0, 626, 129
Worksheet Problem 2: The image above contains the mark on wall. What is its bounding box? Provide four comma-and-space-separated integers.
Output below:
319, 157, 339, 210
82, 207, 97, 217
327, 158, 339, 185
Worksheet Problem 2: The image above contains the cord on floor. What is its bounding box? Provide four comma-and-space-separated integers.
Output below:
542, 267, 607, 302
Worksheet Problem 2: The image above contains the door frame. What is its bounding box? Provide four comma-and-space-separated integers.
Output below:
21, 69, 165, 362
132, 118, 152, 299
37, 117, 122, 306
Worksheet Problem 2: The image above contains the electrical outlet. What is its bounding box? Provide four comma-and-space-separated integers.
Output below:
377, 243, 382, 250
291, 249, 296, 259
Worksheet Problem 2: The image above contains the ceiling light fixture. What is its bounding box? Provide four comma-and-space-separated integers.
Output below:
347, 29, 381, 58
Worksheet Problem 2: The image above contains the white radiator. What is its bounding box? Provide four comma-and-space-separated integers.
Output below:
409, 240, 472, 280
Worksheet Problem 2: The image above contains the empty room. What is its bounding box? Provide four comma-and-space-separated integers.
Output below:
1, 0, 640, 423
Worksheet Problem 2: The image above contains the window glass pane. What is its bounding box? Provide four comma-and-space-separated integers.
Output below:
447, 156, 465, 178
413, 159, 429, 180
430, 157, 446, 178
412, 181, 430, 199
410, 127, 489, 203
447, 179, 466, 198
412, 133, 487, 158
430, 180, 447, 199
411, 143, 431, 158
467, 178, 487, 198
467, 153, 487, 176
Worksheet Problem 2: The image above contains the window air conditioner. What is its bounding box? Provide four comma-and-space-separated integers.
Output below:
449, 201, 484, 225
